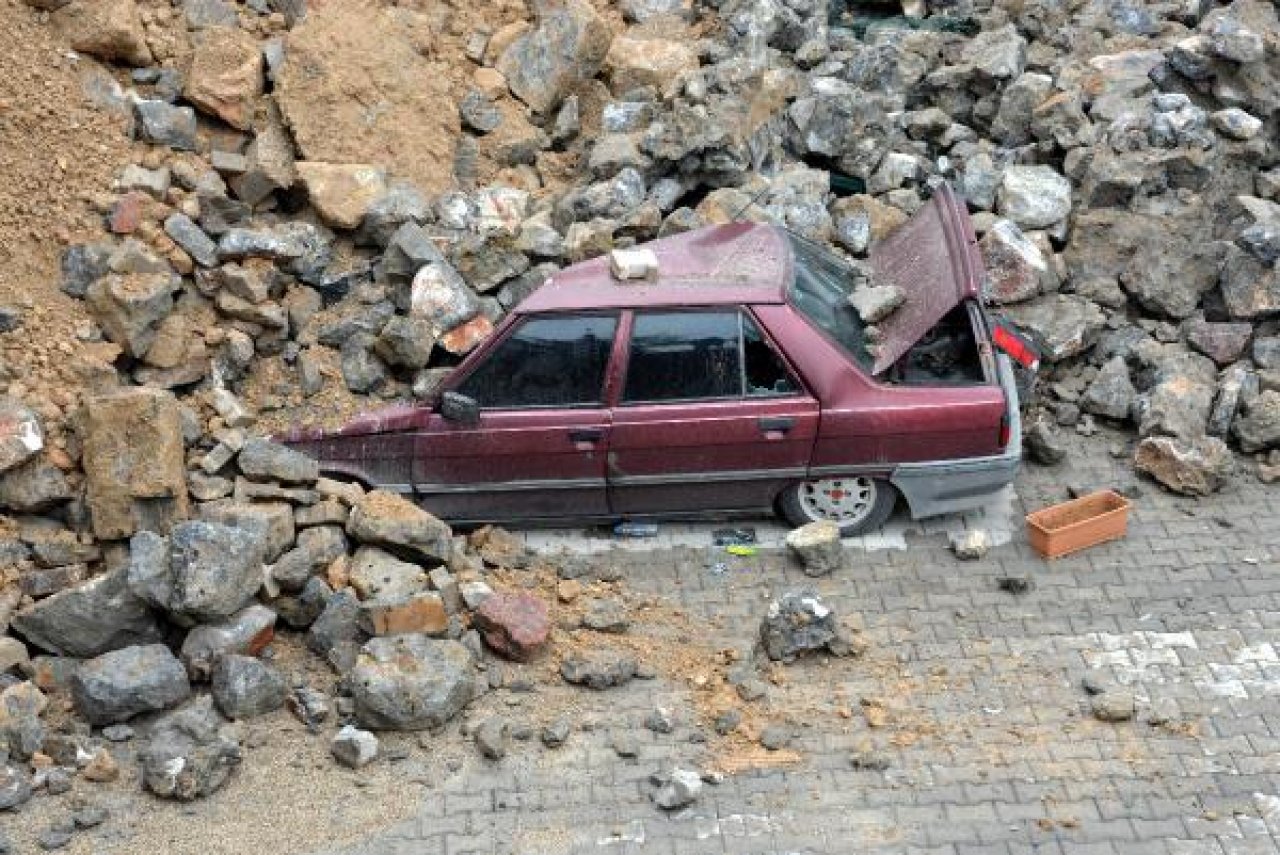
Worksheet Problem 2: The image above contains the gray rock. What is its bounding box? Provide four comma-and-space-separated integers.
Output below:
1235, 390, 1280, 453
355, 181, 430, 248
307, 588, 361, 658
180, 604, 278, 680
271, 525, 346, 591
1208, 364, 1251, 438
350, 635, 475, 730
0, 761, 31, 811
474, 717, 508, 760
287, 686, 331, 730
163, 214, 219, 268
375, 315, 436, 370
11, 568, 164, 658
275, 575, 332, 629
36, 828, 71, 850
1211, 108, 1263, 140
60, 242, 114, 299
0, 456, 72, 513
211, 655, 286, 719
496, 0, 611, 114
541, 718, 570, 748
760, 591, 840, 662
238, 438, 319, 485
199, 500, 295, 561
1187, 320, 1253, 367
348, 546, 427, 602
580, 597, 630, 634
1139, 374, 1215, 442
997, 166, 1071, 229
961, 23, 1026, 81
139, 696, 241, 800
71, 644, 191, 725
652, 767, 702, 810
560, 652, 637, 689
129, 522, 265, 623
134, 100, 198, 150
182, 0, 237, 28
0, 682, 45, 760
459, 90, 502, 134
72, 805, 108, 829
785, 521, 843, 576
340, 333, 390, 395
84, 271, 179, 359
1081, 357, 1136, 421
347, 490, 452, 565
331, 725, 379, 768
1002, 294, 1105, 362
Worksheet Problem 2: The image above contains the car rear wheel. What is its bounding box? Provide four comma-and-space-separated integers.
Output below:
779, 476, 898, 537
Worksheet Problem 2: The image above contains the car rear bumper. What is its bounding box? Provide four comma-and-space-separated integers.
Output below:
890, 353, 1022, 520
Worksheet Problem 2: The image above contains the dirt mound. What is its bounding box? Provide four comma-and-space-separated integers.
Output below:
275, 0, 464, 196
0, 0, 135, 434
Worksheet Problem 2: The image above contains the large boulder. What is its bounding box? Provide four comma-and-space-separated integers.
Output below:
199, 500, 295, 561
785, 521, 843, 576
349, 635, 476, 730
128, 522, 265, 623
0, 400, 43, 475
139, 696, 242, 800
10, 568, 164, 658
81, 389, 189, 540
0, 455, 72, 513
346, 491, 451, 565
52, 0, 151, 66
70, 644, 191, 725
184, 27, 263, 131
1139, 374, 1215, 441
1134, 435, 1232, 496
472, 592, 551, 661
497, 0, 612, 114
275, 3, 458, 195
296, 162, 388, 231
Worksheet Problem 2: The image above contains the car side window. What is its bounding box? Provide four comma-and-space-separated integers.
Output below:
743, 313, 798, 396
456, 315, 617, 408
623, 311, 741, 403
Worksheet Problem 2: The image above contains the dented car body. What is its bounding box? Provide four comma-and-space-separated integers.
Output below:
284, 185, 1022, 535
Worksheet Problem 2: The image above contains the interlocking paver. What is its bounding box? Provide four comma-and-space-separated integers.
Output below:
316, 431, 1280, 855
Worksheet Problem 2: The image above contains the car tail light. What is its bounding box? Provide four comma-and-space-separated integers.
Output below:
991, 321, 1040, 371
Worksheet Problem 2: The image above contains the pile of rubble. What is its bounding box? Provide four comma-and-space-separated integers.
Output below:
0, 0, 1278, 836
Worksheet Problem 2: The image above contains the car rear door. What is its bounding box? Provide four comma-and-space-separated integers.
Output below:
412, 313, 619, 522
606, 308, 819, 516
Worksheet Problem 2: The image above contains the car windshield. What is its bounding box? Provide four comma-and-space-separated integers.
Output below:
786, 233, 874, 371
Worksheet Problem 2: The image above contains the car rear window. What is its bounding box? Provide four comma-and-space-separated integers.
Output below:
786, 234, 874, 371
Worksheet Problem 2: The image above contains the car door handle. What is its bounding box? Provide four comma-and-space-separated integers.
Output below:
757, 417, 795, 434
568, 428, 604, 444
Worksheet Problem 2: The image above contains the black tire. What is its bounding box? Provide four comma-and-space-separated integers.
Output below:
778, 476, 899, 537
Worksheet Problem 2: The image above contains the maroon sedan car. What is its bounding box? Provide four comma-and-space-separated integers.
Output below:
284, 185, 1023, 535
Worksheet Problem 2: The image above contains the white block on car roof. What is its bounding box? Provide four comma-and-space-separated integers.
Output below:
609, 247, 659, 282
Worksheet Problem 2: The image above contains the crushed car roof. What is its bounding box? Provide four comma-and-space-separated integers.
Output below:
514, 221, 793, 313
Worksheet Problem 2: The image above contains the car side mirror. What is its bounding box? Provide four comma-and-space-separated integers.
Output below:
439, 391, 480, 426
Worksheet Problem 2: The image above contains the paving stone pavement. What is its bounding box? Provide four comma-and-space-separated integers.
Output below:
318, 429, 1280, 855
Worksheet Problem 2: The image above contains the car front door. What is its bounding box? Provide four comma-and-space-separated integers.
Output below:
412, 313, 619, 522
607, 308, 820, 516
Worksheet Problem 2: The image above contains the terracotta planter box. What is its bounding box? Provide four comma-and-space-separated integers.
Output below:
1026, 490, 1131, 559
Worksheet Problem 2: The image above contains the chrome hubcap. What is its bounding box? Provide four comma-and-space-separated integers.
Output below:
798, 477, 877, 526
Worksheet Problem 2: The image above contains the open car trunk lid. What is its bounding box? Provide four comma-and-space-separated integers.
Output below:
869, 183, 983, 375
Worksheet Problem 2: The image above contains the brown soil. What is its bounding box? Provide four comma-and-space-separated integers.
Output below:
0, 0, 137, 439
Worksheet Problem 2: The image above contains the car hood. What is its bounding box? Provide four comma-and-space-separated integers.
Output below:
869, 183, 982, 375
